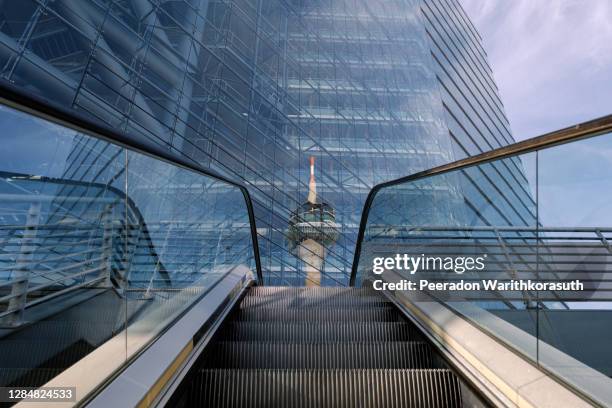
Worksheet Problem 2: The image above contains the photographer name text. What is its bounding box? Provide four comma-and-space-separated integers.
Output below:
373, 279, 584, 292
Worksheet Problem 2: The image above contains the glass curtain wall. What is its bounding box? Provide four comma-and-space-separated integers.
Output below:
0, 0, 516, 285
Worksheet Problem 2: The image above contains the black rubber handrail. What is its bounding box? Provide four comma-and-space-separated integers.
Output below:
0, 80, 263, 285
349, 113, 612, 285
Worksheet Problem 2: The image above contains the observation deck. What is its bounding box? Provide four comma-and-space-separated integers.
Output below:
287, 201, 340, 250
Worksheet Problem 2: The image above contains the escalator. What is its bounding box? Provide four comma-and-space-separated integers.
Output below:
167, 287, 483, 407
2, 81, 609, 407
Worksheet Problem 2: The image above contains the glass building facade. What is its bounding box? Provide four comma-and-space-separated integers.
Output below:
0, 0, 528, 285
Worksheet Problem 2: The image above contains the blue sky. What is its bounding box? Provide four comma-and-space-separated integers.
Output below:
462, 0, 612, 141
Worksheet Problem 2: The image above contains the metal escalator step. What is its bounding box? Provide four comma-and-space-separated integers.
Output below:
240, 288, 389, 308
247, 287, 379, 297
190, 369, 462, 407
217, 322, 420, 342
233, 306, 403, 322
170, 287, 466, 406
245, 287, 383, 299
201, 342, 434, 369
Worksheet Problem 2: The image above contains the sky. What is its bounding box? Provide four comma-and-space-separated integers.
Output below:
461, 0, 612, 141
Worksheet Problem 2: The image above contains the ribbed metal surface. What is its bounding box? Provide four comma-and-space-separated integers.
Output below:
241, 287, 389, 308
233, 306, 403, 322
218, 322, 419, 342
247, 287, 381, 297
201, 342, 434, 369
176, 287, 463, 407
190, 369, 462, 408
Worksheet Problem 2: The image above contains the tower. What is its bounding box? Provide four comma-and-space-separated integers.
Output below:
287, 157, 340, 286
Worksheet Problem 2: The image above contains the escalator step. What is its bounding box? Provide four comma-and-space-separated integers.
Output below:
240, 295, 388, 308
190, 369, 462, 407
232, 306, 403, 322
201, 342, 435, 369
217, 322, 420, 342
169, 288, 468, 407
247, 287, 378, 296
241, 287, 388, 308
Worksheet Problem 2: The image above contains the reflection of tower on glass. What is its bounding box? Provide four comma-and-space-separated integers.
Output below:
287, 157, 340, 286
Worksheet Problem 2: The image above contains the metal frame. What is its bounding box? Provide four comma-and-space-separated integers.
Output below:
350, 113, 612, 285
0, 80, 263, 285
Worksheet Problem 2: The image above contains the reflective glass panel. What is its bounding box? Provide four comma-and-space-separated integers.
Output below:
0, 102, 257, 404
354, 131, 612, 405
537, 133, 612, 400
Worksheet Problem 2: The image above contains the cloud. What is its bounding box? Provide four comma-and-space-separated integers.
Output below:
460, 0, 612, 140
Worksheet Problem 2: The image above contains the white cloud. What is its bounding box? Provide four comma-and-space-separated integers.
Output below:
460, 0, 612, 140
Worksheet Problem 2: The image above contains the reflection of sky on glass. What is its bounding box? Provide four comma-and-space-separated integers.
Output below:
539, 134, 612, 227
0, 105, 73, 178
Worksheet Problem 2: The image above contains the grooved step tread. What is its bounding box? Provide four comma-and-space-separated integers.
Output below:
190, 369, 462, 408
217, 322, 421, 342
247, 287, 379, 296
201, 342, 435, 369
239, 296, 389, 308
176, 287, 464, 407
240, 287, 388, 308
233, 306, 403, 322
